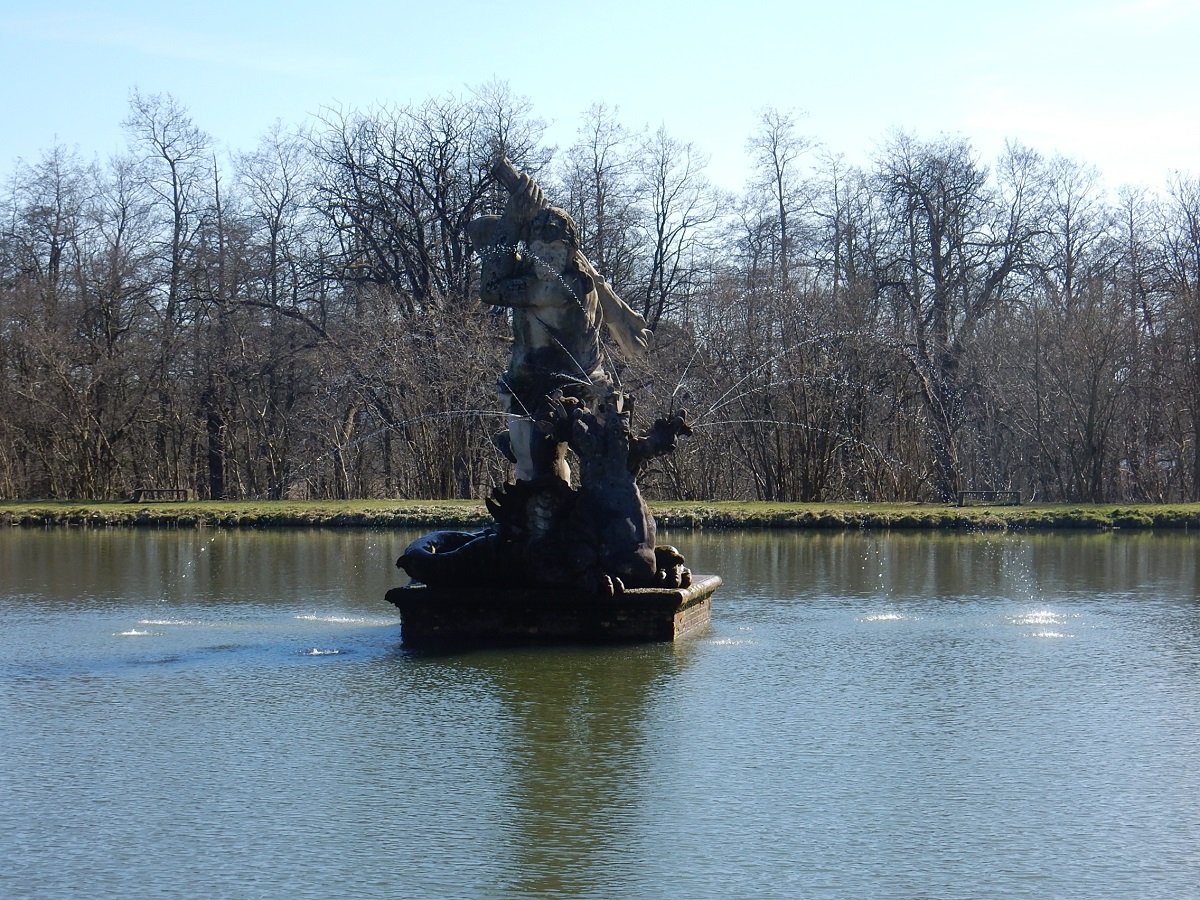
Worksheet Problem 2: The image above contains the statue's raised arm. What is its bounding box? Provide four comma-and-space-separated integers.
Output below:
481, 156, 652, 357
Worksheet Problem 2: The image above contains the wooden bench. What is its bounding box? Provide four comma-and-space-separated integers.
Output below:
957, 490, 1021, 507
132, 488, 194, 502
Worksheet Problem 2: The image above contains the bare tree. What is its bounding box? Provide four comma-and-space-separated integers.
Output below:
311, 90, 540, 314
1160, 175, 1200, 498
637, 125, 719, 329
557, 103, 646, 300
875, 134, 1042, 499
122, 90, 214, 488
746, 107, 813, 292
1037, 155, 1107, 307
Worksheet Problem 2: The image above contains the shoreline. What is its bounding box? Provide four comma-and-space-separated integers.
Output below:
2, 499, 1199, 531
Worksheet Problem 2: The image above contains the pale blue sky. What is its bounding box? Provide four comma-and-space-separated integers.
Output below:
2, 0, 1196, 191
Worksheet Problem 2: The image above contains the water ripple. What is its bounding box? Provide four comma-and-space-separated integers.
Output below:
4, 529, 1200, 898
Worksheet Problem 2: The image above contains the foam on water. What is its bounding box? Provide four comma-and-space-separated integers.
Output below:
1003, 609, 1077, 638
294, 614, 401, 626
1008, 610, 1071, 627
138, 619, 201, 626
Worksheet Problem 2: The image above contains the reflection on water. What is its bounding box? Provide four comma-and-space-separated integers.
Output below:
2, 527, 1199, 898
465, 643, 696, 897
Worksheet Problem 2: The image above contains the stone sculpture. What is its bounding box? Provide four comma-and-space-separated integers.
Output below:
396, 156, 692, 596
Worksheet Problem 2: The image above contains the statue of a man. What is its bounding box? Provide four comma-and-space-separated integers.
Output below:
397, 160, 696, 595
471, 174, 608, 482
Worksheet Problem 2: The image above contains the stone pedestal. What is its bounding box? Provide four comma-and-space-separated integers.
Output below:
385, 574, 721, 647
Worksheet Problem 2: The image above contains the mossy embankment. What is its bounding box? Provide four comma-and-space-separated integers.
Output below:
652, 501, 1200, 530
0, 499, 491, 529
2, 499, 1199, 531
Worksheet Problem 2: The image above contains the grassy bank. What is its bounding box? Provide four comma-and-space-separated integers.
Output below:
0, 499, 490, 529
3, 499, 1200, 531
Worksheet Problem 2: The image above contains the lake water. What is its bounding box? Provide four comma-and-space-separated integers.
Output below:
2, 527, 1199, 898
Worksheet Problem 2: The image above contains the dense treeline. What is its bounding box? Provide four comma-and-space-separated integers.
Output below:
3, 85, 1199, 502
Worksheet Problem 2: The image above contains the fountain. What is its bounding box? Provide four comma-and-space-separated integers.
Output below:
385, 156, 720, 645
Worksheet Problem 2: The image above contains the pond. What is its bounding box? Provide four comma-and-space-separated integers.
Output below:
2, 527, 1199, 898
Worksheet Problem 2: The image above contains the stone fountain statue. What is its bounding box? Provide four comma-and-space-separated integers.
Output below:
388, 157, 718, 641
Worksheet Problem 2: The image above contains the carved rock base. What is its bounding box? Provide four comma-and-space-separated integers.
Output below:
385, 574, 721, 647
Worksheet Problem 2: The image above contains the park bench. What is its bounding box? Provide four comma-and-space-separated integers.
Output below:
131, 488, 194, 502
956, 490, 1021, 507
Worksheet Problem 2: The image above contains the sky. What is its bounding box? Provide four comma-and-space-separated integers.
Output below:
1, 0, 1197, 193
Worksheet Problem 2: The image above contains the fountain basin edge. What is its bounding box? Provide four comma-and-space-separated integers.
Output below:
385, 574, 721, 647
